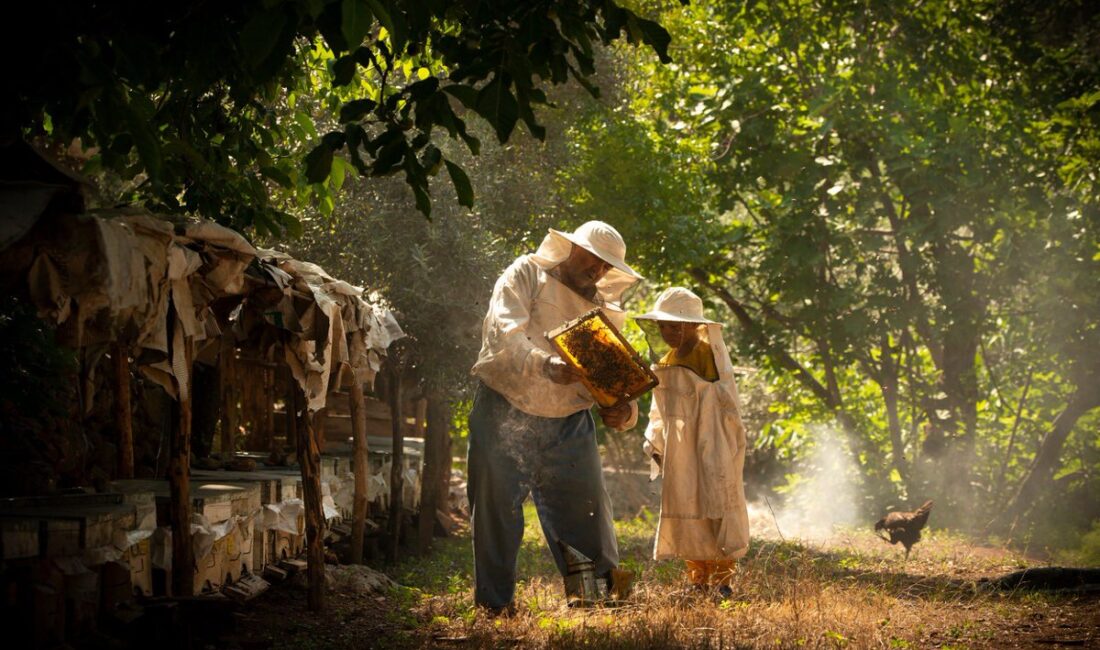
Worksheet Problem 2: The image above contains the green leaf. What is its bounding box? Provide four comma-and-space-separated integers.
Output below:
406, 77, 440, 101
330, 156, 348, 191
475, 76, 519, 143
365, 0, 400, 50
294, 111, 318, 139
333, 55, 357, 86
342, 0, 373, 48
634, 16, 672, 64
304, 142, 334, 184
241, 9, 287, 68
321, 131, 347, 149
420, 145, 442, 175
365, 128, 403, 155
372, 137, 407, 175
123, 102, 161, 181
444, 160, 473, 207
260, 165, 293, 188
283, 213, 303, 238
411, 182, 431, 217
443, 84, 478, 109
339, 98, 377, 123
458, 129, 480, 156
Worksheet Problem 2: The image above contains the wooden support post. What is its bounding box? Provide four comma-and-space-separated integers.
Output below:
388, 365, 404, 562
219, 337, 237, 458
296, 386, 326, 611
418, 396, 453, 553
168, 330, 195, 597
415, 398, 428, 438
113, 342, 134, 479
315, 406, 328, 454
349, 382, 369, 564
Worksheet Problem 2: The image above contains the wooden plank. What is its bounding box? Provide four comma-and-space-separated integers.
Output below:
349, 382, 369, 564
388, 364, 403, 562
314, 406, 327, 454
113, 343, 134, 479
296, 385, 326, 611
168, 328, 195, 596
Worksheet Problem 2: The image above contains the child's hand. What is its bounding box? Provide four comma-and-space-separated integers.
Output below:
598, 402, 631, 429
544, 356, 583, 385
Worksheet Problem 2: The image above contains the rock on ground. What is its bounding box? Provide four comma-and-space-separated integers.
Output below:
289, 564, 397, 595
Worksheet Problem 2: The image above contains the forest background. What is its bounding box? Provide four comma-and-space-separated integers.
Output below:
5, 0, 1099, 561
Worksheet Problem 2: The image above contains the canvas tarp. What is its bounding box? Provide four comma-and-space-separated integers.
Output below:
12, 210, 401, 412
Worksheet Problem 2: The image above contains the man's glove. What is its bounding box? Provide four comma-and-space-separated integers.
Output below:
598, 402, 631, 429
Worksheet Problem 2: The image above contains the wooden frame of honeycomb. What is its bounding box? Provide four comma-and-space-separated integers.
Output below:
546, 308, 659, 408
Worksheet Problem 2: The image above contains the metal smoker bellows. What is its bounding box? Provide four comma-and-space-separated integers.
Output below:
558, 540, 606, 607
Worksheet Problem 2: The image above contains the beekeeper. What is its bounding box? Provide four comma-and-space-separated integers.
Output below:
468, 221, 642, 613
635, 287, 750, 597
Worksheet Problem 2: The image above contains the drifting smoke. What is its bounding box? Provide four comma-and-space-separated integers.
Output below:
749, 425, 861, 542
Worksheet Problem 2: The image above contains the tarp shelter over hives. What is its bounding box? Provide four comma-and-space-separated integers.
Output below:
6, 205, 403, 414
0, 140, 403, 610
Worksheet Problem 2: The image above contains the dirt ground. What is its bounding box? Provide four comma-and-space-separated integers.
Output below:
217, 490, 1099, 650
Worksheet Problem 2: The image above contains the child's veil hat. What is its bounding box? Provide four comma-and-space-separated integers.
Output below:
634, 287, 719, 325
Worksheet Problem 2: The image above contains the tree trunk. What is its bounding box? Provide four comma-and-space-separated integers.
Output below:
349, 381, 370, 564
817, 336, 868, 470
388, 364, 404, 562
930, 233, 984, 504
996, 367, 1033, 496
168, 327, 194, 597
995, 383, 1100, 531
296, 386, 326, 611
878, 337, 909, 482
418, 394, 451, 553
113, 343, 134, 479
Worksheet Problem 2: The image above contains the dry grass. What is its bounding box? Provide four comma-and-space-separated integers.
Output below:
234, 502, 1097, 649
380, 504, 1093, 649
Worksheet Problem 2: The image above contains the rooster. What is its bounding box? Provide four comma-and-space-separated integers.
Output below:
874, 500, 934, 559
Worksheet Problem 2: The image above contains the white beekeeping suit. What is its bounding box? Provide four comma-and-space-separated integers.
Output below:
470, 222, 641, 428
636, 287, 750, 561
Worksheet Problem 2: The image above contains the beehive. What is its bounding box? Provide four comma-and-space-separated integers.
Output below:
111, 479, 262, 593
547, 308, 658, 408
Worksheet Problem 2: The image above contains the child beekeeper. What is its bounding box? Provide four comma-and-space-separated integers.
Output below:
635, 287, 750, 597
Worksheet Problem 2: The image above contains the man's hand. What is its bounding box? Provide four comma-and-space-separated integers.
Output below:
598, 402, 632, 429
544, 356, 583, 385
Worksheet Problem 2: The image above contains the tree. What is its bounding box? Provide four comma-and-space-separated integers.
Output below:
3, 0, 672, 234
560, 0, 1099, 531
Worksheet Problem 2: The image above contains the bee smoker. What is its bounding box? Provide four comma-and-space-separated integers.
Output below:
558, 540, 607, 607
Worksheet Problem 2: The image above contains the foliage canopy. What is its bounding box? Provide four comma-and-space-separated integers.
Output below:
559, 0, 1099, 531
3, 0, 673, 234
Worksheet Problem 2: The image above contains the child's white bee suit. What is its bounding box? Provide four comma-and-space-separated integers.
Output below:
637, 288, 750, 561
